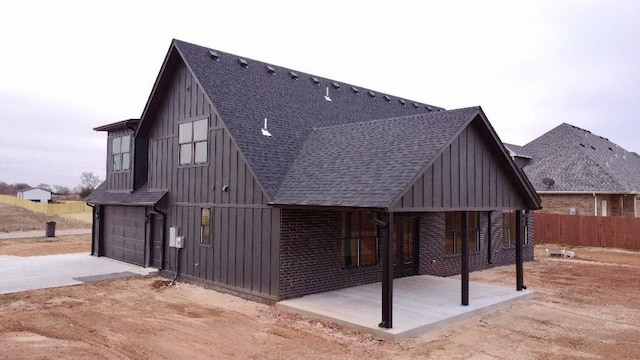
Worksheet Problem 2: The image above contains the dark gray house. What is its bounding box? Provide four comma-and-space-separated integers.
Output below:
87, 39, 541, 327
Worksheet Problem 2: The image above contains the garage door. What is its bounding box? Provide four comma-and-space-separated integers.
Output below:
102, 206, 146, 266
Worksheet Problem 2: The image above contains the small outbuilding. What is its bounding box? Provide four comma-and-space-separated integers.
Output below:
17, 188, 52, 203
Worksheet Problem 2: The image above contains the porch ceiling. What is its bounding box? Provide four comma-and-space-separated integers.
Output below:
277, 275, 532, 342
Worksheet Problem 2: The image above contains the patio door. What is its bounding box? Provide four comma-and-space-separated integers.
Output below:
393, 217, 418, 278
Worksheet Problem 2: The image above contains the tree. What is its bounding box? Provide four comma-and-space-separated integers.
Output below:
80, 172, 101, 190
37, 183, 52, 191
53, 185, 71, 195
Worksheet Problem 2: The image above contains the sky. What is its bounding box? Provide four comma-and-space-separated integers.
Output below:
1, 1, 639, 188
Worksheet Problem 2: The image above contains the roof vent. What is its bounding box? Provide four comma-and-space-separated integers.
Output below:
351, 86, 359, 94
412, 102, 420, 108
608, 147, 613, 151
383, 95, 391, 102
266, 65, 276, 74
542, 178, 555, 187
590, 146, 596, 150
208, 50, 219, 60
579, 143, 586, 147
289, 71, 298, 79
261, 118, 272, 137
331, 82, 340, 89
324, 87, 332, 102
426, 105, 433, 111
398, 99, 406, 106
367, 91, 376, 98
311, 77, 320, 84
238, 58, 248, 67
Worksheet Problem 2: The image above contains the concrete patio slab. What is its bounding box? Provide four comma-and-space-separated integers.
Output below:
0, 253, 158, 295
277, 275, 532, 342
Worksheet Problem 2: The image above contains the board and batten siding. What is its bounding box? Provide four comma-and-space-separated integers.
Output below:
393, 120, 528, 211
106, 128, 135, 191
145, 62, 279, 301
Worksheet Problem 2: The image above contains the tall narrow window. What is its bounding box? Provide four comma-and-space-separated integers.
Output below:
112, 135, 131, 171
445, 212, 479, 254
201, 208, 211, 245
179, 118, 208, 165
341, 211, 379, 267
601, 200, 608, 217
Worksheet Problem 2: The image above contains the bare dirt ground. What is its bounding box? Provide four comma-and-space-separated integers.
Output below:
1, 245, 638, 359
0, 203, 91, 233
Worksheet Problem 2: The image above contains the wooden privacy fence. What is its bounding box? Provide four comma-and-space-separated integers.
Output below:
535, 213, 640, 251
0, 194, 91, 215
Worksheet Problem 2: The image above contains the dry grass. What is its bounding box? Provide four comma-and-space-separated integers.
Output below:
0, 203, 91, 233
0, 234, 91, 256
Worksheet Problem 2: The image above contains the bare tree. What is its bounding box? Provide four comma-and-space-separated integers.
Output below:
80, 172, 102, 190
53, 185, 71, 195
37, 183, 52, 191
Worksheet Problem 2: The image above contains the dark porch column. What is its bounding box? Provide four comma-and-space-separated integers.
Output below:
515, 210, 524, 291
461, 211, 469, 306
381, 212, 394, 328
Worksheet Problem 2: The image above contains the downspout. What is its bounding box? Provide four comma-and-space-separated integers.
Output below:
487, 211, 493, 264
86, 202, 96, 255
593, 193, 598, 216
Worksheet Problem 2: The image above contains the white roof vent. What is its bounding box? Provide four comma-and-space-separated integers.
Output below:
261, 118, 272, 137
324, 87, 332, 102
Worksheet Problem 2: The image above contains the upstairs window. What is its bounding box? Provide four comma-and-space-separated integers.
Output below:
112, 135, 131, 171
445, 212, 480, 254
179, 118, 208, 165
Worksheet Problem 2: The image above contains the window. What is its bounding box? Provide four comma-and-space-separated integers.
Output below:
445, 212, 480, 254
112, 135, 131, 171
341, 211, 378, 267
601, 200, 608, 217
503, 210, 528, 246
179, 118, 208, 165
201, 208, 211, 245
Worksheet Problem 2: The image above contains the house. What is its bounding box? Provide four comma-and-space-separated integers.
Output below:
17, 187, 51, 203
507, 123, 640, 217
86, 39, 541, 327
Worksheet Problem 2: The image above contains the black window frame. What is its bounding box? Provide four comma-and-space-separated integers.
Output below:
178, 116, 209, 166
445, 211, 480, 254
111, 134, 131, 172
341, 211, 379, 268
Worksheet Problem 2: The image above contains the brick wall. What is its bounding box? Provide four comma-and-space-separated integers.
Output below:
539, 193, 638, 217
280, 209, 534, 299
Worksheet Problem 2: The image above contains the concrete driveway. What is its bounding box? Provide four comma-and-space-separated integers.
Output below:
0, 253, 158, 295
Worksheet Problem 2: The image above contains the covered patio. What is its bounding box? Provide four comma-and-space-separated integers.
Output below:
277, 274, 532, 342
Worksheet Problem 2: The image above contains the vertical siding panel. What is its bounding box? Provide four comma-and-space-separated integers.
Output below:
189, 74, 196, 117
237, 162, 246, 205
433, 157, 442, 208
459, 130, 468, 208
236, 208, 245, 288
270, 208, 280, 297
213, 207, 222, 282
413, 173, 423, 208
261, 208, 271, 294
222, 133, 231, 204
451, 138, 460, 208
227, 207, 237, 286
215, 130, 223, 204
245, 170, 254, 205
195, 167, 202, 204
197, 84, 204, 117
404, 187, 413, 208
252, 208, 262, 293
424, 172, 433, 208
188, 206, 195, 277
254, 179, 263, 205
220, 207, 229, 284
230, 145, 238, 204
244, 208, 253, 290
475, 129, 483, 207
442, 146, 451, 208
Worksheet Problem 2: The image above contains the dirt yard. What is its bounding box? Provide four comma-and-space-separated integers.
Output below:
0, 203, 91, 233
0, 234, 91, 256
1, 245, 639, 359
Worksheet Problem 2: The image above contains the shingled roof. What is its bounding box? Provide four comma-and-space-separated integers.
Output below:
87, 182, 167, 206
139, 40, 444, 201
521, 123, 640, 193
274, 107, 480, 207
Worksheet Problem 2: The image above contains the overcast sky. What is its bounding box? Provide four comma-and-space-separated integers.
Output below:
1, 1, 639, 188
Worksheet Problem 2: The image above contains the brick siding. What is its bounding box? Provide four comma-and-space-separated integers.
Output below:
539, 193, 638, 217
280, 209, 534, 300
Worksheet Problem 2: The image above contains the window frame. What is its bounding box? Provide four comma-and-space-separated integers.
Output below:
111, 134, 131, 172
341, 211, 379, 268
444, 211, 480, 255
200, 208, 211, 246
503, 210, 529, 247
178, 116, 209, 166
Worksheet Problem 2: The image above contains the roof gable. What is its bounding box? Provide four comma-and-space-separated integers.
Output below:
165, 40, 444, 200
522, 123, 640, 192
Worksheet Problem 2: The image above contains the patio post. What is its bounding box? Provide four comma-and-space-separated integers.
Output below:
516, 210, 524, 291
381, 211, 394, 328
461, 211, 469, 306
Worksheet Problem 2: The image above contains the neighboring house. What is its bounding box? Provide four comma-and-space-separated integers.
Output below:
17, 188, 51, 203
86, 39, 541, 327
506, 123, 640, 217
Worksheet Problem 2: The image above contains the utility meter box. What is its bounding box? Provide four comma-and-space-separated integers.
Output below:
175, 236, 185, 249
169, 226, 179, 248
